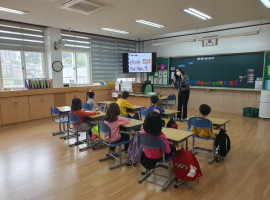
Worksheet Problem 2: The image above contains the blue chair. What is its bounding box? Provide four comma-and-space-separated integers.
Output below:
98, 121, 130, 170
163, 94, 176, 110
51, 106, 69, 136
187, 117, 215, 164
140, 108, 150, 120
137, 133, 175, 191
68, 112, 94, 151
82, 102, 92, 111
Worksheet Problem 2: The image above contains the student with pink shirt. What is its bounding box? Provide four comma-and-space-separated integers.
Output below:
140, 111, 175, 169
103, 103, 130, 152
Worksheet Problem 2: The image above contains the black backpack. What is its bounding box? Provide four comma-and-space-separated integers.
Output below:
215, 129, 231, 158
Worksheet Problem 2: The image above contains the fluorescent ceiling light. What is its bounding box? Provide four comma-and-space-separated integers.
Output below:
100, 28, 129, 34
183, 8, 212, 20
153, 39, 196, 46
260, 0, 270, 8
135, 19, 164, 28
198, 31, 259, 41
0, 6, 28, 15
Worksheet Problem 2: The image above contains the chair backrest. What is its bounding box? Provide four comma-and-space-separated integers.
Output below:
68, 112, 81, 125
138, 133, 165, 162
51, 106, 60, 116
140, 108, 150, 119
98, 121, 112, 143
82, 102, 92, 111
167, 94, 176, 102
188, 116, 213, 134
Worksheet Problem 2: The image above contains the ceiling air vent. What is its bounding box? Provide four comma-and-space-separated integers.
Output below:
58, 0, 112, 15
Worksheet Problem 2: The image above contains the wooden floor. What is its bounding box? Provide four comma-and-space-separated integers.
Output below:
1, 109, 270, 200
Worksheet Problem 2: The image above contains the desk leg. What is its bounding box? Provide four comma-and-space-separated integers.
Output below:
185, 139, 188, 150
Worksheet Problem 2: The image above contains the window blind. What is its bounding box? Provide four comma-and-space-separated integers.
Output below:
61, 31, 91, 51
0, 21, 45, 52
116, 41, 137, 78
91, 37, 117, 83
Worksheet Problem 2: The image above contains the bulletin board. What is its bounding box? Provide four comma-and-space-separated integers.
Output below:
147, 58, 169, 86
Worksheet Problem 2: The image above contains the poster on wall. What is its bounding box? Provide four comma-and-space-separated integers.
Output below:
147, 58, 169, 86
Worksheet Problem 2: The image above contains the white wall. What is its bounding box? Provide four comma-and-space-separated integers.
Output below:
143, 23, 270, 58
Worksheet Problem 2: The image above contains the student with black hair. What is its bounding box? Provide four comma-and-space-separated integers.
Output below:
148, 95, 165, 114
191, 104, 215, 138
173, 68, 190, 122
140, 112, 175, 169
116, 91, 133, 117
71, 98, 99, 135
87, 90, 98, 111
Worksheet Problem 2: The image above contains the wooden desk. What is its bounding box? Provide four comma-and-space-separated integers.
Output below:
127, 105, 145, 113
121, 119, 143, 133
161, 109, 179, 121
211, 118, 230, 130
86, 111, 105, 122
162, 128, 193, 148
57, 106, 71, 113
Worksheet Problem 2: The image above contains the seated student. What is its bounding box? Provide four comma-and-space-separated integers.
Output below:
103, 103, 130, 152
140, 111, 175, 169
116, 91, 133, 117
191, 104, 215, 138
87, 90, 98, 111
71, 98, 99, 136
148, 95, 165, 114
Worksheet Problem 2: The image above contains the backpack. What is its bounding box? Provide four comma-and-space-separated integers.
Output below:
91, 125, 102, 139
127, 134, 143, 165
173, 147, 202, 183
215, 129, 231, 158
166, 117, 178, 129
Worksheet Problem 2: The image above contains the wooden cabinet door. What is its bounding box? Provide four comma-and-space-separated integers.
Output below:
92, 90, 102, 103
29, 95, 43, 120
1, 97, 17, 124
101, 90, 113, 101
42, 94, 54, 118
0, 99, 2, 125
65, 92, 86, 106
15, 96, 30, 123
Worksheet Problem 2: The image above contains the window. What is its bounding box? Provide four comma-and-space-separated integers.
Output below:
0, 50, 24, 89
25, 52, 44, 79
62, 51, 90, 84
0, 50, 45, 90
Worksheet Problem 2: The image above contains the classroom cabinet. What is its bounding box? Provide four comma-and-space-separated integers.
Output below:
1, 96, 30, 125
29, 94, 54, 120
65, 92, 86, 106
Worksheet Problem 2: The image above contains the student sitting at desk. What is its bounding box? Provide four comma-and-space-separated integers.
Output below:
71, 98, 99, 136
140, 111, 175, 169
191, 104, 215, 138
104, 103, 130, 152
117, 91, 133, 117
87, 90, 98, 111
148, 95, 165, 114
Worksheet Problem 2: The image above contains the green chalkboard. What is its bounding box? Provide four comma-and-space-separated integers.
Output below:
169, 53, 264, 88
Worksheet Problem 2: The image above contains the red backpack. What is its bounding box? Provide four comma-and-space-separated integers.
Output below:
172, 147, 202, 183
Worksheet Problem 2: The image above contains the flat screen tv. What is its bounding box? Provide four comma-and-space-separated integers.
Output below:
123, 52, 157, 73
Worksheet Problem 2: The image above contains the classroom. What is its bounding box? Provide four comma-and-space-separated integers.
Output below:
0, 0, 270, 199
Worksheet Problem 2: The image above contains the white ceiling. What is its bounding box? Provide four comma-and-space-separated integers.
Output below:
0, 0, 270, 41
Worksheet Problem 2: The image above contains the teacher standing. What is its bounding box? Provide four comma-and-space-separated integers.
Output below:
173, 68, 190, 121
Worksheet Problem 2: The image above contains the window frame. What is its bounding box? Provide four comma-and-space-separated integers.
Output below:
62, 50, 91, 85
0, 49, 45, 90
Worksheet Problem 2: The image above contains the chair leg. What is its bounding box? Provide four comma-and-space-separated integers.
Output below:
52, 122, 66, 136
138, 169, 153, 183
109, 145, 129, 170
208, 140, 217, 164
192, 137, 195, 154
162, 161, 175, 191
69, 131, 84, 147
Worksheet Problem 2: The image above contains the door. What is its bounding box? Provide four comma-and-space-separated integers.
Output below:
29, 95, 43, 120
42, 94, 54, 118
1, 97, 17, 124
16, 96, 30, 123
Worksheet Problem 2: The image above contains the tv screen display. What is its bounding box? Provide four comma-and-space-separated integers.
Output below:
123, 52, 156, 73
